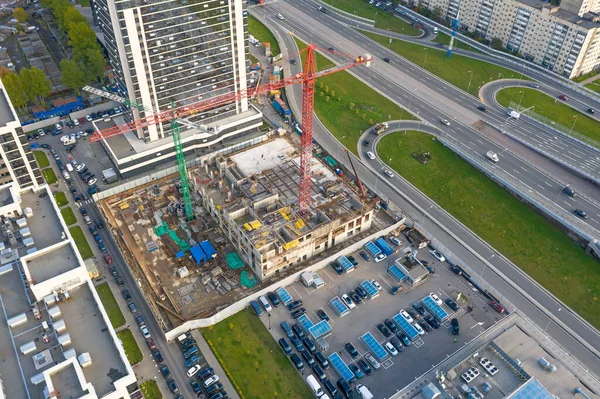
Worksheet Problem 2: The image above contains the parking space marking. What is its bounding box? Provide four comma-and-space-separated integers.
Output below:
290, 285, 303, 299
413, 338, 425, 348
322, 269, 335, 282
379, 274, 394, 288
443, 321, 452, 329
382, 359, 394, 369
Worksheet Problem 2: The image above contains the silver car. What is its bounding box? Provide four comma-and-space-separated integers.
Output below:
365, 353, 380, 369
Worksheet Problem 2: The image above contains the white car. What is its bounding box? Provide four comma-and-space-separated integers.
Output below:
76, 163, 86, 172
400, 310, 413, 323
37, 128, 45, 136
384, 169, 394, 178
73, 119, 79, 126
187, 364, 202, 377
85, 114, 92, 122
367, 151, 376, 160
385, 342, 398, 356
342, 294, 356, 309
371, 280, 381, 291
55, 123, 62, 130
276, 13, 284, 19
140, 325, 151, 339
441, 119, 450, 126
429, 249, 445, 262
203, 375, 220, 388
374, 253, 386, 263
389, 236, 401, 246
429, 293, 443, 306
88, 178, 98, 186
413, 322, 425, 336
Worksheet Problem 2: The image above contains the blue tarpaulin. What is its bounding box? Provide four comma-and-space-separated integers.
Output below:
200, 241, 216, 259
190, 245, 208, 264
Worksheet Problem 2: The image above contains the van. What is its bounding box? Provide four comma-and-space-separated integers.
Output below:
280, 321, 294, 338
250, 301, 263, 316
433, 27, 439, 33
486, 151, 499, 163
356, 384, 374, 399
258, 296, 272, 312
306, 375, 324, 397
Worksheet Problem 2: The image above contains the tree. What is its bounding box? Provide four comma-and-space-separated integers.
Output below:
491, 37, 503, 50
81, 48, 106, 82
13, 7, 29, 23
0, 66, 12, 78
62, 7, 87, 31
69, 22, 100, 60
20, 68, 51, 105
1, 73, 28, 110
431, 6, 442, 21
60, 59, 86, 93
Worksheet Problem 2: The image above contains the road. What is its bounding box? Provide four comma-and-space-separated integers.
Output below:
251, 4, 600, 236
271, 0, 600, 185
250, 9, 600, 379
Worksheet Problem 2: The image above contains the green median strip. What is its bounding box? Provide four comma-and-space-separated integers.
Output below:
295, 38, 415, 153
362, 30, 529, 96
117, 329, 143, 365
42, 168, 57, 184
378, 130, 600, 329
585, 82, 600, 94
69, 226, 93, 260
96, 282, 126, 329
248, 15, 281, 56
60, 207, 77, 225
33, 150, 49, 168
54, 191, 68, 207
496, 87, 600, 146
202, 308, 314, 399
140, 380, 162, 399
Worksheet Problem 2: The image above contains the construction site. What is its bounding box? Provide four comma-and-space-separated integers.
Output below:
99, 133, 400, 328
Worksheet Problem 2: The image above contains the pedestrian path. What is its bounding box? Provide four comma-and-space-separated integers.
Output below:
191, 329, 241, 399
578, 73, 600, 85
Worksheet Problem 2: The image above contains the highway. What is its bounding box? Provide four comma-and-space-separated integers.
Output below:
249, 8, 600, 380
267, 0, 600, 185
251, 4, 600, 234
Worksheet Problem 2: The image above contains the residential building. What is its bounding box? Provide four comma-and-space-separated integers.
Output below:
90, 0, 263, 177
0, 80, 44, 190
413, 0, 600, 77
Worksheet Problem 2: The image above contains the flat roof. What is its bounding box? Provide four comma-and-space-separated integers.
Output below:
20, 190, 64, 251
0, 185, 14, 206
515, 0, 600, 28
0, 88, 16, 126
25, 243, 78, 282
51, 363, 88, 399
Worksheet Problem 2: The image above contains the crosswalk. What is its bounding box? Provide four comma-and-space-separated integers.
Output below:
75, 199, 95, 207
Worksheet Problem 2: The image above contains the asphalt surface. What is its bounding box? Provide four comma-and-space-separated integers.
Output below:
249, 9, 600, 381
251, 4, 600, 235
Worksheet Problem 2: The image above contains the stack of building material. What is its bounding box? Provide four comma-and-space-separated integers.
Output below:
146, 240, 158, 252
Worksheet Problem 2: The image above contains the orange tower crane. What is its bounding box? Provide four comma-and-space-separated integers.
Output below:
90, 44, 371, 210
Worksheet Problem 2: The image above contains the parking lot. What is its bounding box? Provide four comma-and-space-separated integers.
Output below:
258, 233, 504, 398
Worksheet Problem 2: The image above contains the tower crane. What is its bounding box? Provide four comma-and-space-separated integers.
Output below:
344, 149, 367, 200
87, 44, 371, 211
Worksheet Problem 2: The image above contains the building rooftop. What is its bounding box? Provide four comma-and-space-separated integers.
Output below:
0, 88, 16, 127
25, 242, 78, 283
19, 190, 64, 251
515, 0, 600, 28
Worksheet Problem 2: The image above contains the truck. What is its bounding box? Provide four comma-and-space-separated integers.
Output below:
62, 137, 76, 146
372, 122, 389, 135
507, 109, 520, 119
272, 98, 291, 119
375, 237, 394, 256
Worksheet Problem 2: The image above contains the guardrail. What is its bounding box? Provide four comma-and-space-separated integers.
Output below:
439, 136, 600, 242
508, 101, 600, 151
396, 5, 600, 102
312, 0, 375, 24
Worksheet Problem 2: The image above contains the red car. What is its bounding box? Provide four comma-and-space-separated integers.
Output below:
104, 254, 112, 264
146, 337, 157, 351
490, 301, 505, 314
79, 117, 87, 124
558, 94, 568, 101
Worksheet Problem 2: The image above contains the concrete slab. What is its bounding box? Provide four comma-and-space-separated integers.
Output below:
20, 191, 63, 251
230, 137, 293, 175
26, 244, 78, 283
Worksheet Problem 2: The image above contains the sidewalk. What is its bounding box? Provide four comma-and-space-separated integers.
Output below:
578, 73, 600, 85
191, 329, 241, 399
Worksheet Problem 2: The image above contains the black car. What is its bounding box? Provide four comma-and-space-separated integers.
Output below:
452, 318, 460, 335
121, 289, 131, 301
301, 350, 316, 367
278, 338, 292, 355
358, 359, 372, 375
317, 309, 329, 321
383, 57, 391, 63
159, 365, 170, 378
412, 302, 426, 315
384, 318, 398, 333
292, 323, 306, 340
562, 186, 575, 196
115, 275, 124, 285
331, 262, 344, 275
398, 333, 411, 346
450, 266, 462, 275
290, 336, 305, 352
359, 251, 370, 261
420, 320, 432, 332
345, 343, 359, 358
347, 255, 359, 266
152, 350, 164, 362
291, 307, 306, 319
287, 300, 303, 310
41, 144, 51, 149
355, 286, 368, 299
303, 337, 317, 354
377, 323, 391, 338
477, 105, 486, 111
291, 353, 304, 371
80, 207, 88, 216
190, 380, 201, 393
445, 298, 459, 311
206, 382, 224, 396
312, 363, 327, 381
407, 308, 419, 319
267, 291, 280, 307
389, 336, 404, 352
315, 352, 329, 369
424, 314, 440, 329
290, 59, 296, 64
65, 144, 76, 152
337, 379, 354, 399
390, 286, 402, 295
109, 266, 118, 276
574, 209, 588, 219
166, 378, 178, 393
135, 315, 145, 326
349, 291, 362, 304
587, 108, 595, 114
363, 140, 369, 146
324, 380, 338, 396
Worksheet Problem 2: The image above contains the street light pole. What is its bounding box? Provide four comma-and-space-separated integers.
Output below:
477, 254, 495, 284
467, 70, 473, 94
422, 48, 428, 68
268, 313, 271, 330
543, 308, 561, 333
570, 115, 578, 137
518, 91, 524, 109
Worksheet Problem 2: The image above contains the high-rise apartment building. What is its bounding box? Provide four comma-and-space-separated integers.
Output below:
0, 81, 45, 191
418, 0, 600, 78
91, 0, 263, 177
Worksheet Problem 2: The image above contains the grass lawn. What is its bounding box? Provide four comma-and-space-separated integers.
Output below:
321, 0, 420, 35
69, 226, 93, 259
78, 0, 91, 6
584, 81, 600, 94
378, 131, 600, 329
496, 87, 600, 145
60, 207, 77, 225
42, 168, 57, 184
96, 282, 126, 328
248, 52, 259, 65
363, 31, 528, 96
54, 191, 68, 207
202, 308, 314, 399
248, 15, 281, 56
433, 32, 482, 53
117, 329, 143, 365
140, 380, 162, 399
33, 150, 49, 168
295, 38, 414, 152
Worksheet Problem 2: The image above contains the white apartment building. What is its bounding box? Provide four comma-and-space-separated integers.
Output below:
420, 0, 600, 77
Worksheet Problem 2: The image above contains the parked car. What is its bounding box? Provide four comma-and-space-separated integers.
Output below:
445, 298, 459, 311
358, 359, 372, 376
371, 280, 381, 291
291, 307, 306, 319
451, 318, 460, 335
159, 365, 170, 378
389, 337, 404, 352
185, 355, 200, 368
190, 380, 201, 393
152, 350, 164, 363
315, 352, 329, 369
140, 325, 151, 339
166, 379, 178, 393
267, 291, 280, 307
205, 382, 224, 396
400, 310, 413, 323
317, 309, 329, 321
424, 314, 440, 329
398, 333, 411, 346
490, 301, 505, 313
349, 363, 364, 379
355, 286, 368, 299
412, 302, 426, 315
104, 254, 112, 264
429, 293, 443, 305
349, 291, 362, 304
198, 367, 214, 380
345, 342, 359, 358
385, 342, 398, 356
146, 337, 157, 351
250, 301, 263, 316
377, 323, 391, 338
187, 364, 202, 377
291, 353, 304, 371
384, 318, 398, 333
301, 350, 315, 367
292, 323, 306, 340
342, 294, 356, 309
278, 338, 292, 355
359, 251, 370, 261
287, 300, 303, 310
135, 315, 145, 326
429, 249, 445, 262
389, 235, 401, 246
390, 286, 402, 295
347, 255, 359, 266
290, 335, 305, 352
121, 289, 131, 301
331, 262, 344, 275
127, 301, 137, 313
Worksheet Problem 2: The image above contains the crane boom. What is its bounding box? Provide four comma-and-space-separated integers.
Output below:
344, 149, 367, 199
